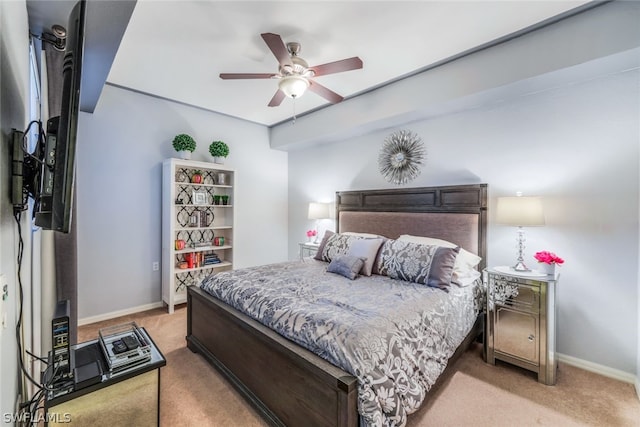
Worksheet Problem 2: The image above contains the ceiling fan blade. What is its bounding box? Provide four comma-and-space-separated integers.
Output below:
308, 81, 344, 104
268, 89, 286, 107
261, 33, 292, 67
309, 57, 363, 77
219, 73, 277, 80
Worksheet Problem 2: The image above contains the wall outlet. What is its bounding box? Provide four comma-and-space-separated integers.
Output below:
152, 262, 159, 271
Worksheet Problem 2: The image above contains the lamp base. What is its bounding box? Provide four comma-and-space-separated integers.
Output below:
512, 261, 530, 272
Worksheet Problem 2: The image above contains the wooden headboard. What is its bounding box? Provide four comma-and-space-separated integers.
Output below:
336, 184, 488, 271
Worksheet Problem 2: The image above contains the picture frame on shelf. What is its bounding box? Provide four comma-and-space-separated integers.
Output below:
193, 190, 208, 206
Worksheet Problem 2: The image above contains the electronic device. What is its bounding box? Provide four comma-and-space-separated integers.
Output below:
34, 0, 85, 233
51, 300, 71, 383
11, 130, 25, 209
111, 339, 128, 354
8, 0, 85, 233
121, 335, 140, 351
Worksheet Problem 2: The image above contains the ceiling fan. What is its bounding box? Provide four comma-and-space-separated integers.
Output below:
220, 33, 363, 107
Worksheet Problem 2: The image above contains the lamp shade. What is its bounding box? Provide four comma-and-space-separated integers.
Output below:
496, 196, 545, 226
308, 202, 330, 220
279, 76, 309, 98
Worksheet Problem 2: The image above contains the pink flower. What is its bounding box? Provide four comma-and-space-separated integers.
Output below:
306, 229, 317, 238
534, 251, 564, 265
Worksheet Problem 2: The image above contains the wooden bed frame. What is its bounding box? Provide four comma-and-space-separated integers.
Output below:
187, 184, 487, 426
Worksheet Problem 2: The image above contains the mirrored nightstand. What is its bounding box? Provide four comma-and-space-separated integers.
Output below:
299, 242, 320, 260
484, 266, 559, 385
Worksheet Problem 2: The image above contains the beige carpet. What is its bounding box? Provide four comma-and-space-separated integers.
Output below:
79, 307, 640, 426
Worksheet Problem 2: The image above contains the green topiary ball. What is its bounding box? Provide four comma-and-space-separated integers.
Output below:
172, 134, 196, 152
209, 140, 229, 157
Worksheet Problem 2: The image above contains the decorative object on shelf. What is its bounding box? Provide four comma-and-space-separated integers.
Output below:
172, 134, 196, 160
306, 229, 317, 242
191, 170, 203, 184
534, 250, 564, 275
193, 210, 213, 227
175, 170, 188, 183
308, 202, 330, 243
221, 195, 229, 205
378, 130, 425, 185
192, 190, 208, 206
209, 140, 230, 164
213, 195, 221, 205
217, 172, 227, 185
214, 236, 225, 246
175, 240, 186, 250
496, 193, 545, 271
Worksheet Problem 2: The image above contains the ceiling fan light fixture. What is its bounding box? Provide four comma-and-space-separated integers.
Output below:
279, 75, 309, 99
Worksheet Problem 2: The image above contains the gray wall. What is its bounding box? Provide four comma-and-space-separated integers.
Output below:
0, 0, 30, 417
284, 2, 640, 376
76, 85, 288, 319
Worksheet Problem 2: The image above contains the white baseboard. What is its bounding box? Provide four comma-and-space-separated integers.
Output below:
558, 352, 637, 385
78, 302, 164, 326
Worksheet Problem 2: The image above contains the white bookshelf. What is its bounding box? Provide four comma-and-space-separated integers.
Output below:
162, 158, 235, 313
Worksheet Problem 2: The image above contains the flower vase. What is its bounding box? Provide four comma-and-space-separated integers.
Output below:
538, 262, 556, 276
178, 150, 191, 160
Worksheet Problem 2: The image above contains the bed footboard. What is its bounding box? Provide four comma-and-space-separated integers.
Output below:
187, 286, 359, 427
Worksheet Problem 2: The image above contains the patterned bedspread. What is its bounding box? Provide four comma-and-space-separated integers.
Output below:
200, 259, 484, 426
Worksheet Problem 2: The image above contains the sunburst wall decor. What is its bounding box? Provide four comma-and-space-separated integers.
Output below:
378, 130, 426, 185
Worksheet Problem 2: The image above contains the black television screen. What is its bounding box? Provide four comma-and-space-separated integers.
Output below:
34, 0, 85, 233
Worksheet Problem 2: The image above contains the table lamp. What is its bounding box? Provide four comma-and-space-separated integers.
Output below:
496, 194, 545, 271
308, 202, 330, 243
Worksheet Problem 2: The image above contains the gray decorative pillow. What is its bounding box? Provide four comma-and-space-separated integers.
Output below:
376, 240, 460, 290
313, 230, 335, 261
347, 238, 385, 276
327, 255, 366, 280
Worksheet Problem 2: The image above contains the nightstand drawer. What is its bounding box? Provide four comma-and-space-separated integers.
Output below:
488, 275, 540, 313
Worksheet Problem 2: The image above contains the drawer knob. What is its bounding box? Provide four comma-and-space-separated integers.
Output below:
528, 334, 535, 341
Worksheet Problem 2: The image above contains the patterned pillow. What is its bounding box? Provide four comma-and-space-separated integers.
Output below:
376, 240, 460, 290
313, 230, 335, 261
316, 233, 364, 262
327, 255, 366, 280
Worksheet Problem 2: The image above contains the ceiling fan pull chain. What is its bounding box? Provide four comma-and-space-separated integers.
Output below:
292, 97, 297, 124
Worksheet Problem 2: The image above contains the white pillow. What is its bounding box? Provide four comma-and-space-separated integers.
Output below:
452, 269, 481, 287
397, 234, 482, 272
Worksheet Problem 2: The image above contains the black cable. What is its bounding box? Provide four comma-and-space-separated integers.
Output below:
20, 120, 45, 166
25, 349, 48, 364
14, 210, 43, 390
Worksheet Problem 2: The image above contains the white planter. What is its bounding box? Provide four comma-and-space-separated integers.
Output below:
178, 150, 192, 160
537, 262, 556, 276
213, 156, 225, 164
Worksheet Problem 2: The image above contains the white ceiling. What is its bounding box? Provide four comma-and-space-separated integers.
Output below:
32, 1, 594, 126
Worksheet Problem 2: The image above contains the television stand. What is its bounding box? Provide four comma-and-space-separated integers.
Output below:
44, 327, 165, 426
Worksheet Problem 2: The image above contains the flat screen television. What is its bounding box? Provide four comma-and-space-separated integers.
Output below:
34, 0, 86, 233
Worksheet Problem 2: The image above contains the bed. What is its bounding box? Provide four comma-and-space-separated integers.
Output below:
187, 184, 487, 426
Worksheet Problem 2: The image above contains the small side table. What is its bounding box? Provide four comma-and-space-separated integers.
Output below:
45, 327, 166, 426
484, 267, 559, 385
299, 241, 320, 260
